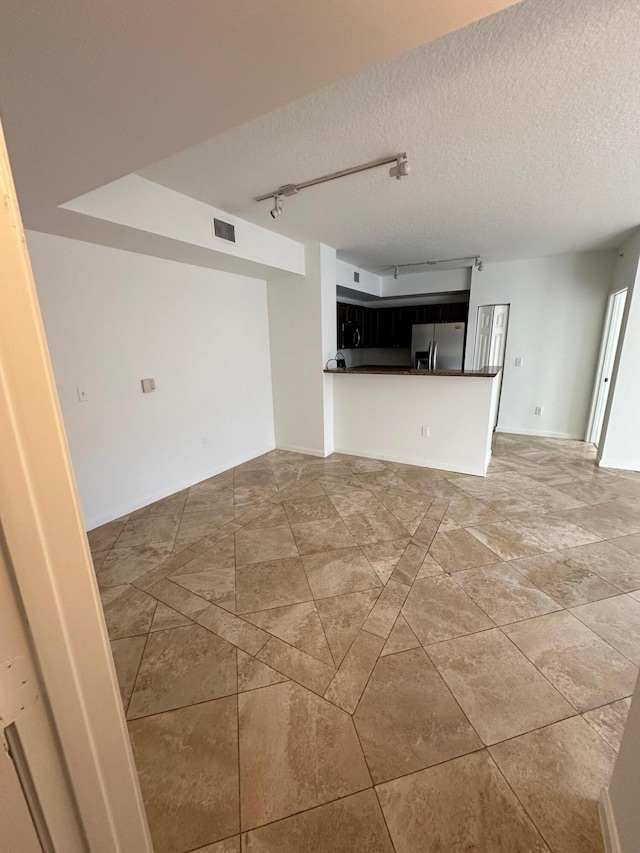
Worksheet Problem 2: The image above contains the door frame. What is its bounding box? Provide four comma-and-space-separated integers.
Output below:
0, 119, 152, 851
586, 288, 627, 446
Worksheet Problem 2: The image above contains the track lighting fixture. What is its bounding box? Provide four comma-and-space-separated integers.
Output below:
389, 154, 410, 180
270, 194, 284, 219
255, 152, 410, 217
388, 256, 484, 277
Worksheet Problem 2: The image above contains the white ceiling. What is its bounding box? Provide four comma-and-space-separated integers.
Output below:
0, 0, 515, 233
140, 0, 640, 269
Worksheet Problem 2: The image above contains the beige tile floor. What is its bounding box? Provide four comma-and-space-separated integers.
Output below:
90, 434, 640, 853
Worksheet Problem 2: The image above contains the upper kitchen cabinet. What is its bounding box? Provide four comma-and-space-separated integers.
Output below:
336, 299, 469, 349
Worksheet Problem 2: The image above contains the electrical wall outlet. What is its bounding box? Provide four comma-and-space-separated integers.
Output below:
76, 385, 88, 403
141, 378, 156, 393
515, 358, 523, 367
534, 406, 543, 416
421, 426, 430, 437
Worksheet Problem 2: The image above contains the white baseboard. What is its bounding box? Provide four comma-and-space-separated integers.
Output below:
334, 446, 487, 477
496, 426, 585, 440
85, 443, 276, 530
275, 443, 329, 458
599, 788, 622, 853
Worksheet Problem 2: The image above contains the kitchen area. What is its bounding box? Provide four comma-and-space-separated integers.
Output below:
324, 281, 503, 476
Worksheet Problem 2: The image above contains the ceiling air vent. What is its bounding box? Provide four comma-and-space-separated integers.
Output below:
213, 217, 236, 243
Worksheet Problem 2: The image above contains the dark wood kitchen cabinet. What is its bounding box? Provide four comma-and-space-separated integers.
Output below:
337, 299, 469, 349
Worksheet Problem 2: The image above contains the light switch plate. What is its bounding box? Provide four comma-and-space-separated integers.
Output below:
76, 385, 88, 403
141, 378, 156, 393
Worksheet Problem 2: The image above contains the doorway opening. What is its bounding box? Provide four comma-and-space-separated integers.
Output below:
586, 288, 627, 447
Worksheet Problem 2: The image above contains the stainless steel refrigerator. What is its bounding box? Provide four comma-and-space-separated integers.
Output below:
411, 322, 466, 370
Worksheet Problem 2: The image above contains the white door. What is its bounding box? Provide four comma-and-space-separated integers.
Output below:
586, 289, 627, 446
473, 306, 494, 370
488, 304, 510, 367
474, 304, 510, 370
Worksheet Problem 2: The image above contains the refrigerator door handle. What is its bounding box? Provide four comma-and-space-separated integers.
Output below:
354, 328, 361, 347
431, 341, 437, 370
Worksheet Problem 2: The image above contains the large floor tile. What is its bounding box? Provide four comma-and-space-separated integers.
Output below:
235, 557, 312, 613
301, 547, 382, 598
610, 533, 640, 557
510, 552, 620, 607
170, 538, 235, 576
362, 580, 410, 639
283, 496, 339, 524
427, 628, 573, 744
128, 698, 239, 853
560, 541, 640, 592
467, 521, 553, 561
402, 575, 494, 645
328, 489, 384, 518
381, 614, 421, 656
582, 697, 632, 752
453, 564, 562, 625
428, 528, 499, 572
343, 509, 410, 545
316, 589, 380, 665
377, 751, 549, 853
238, 681, 370, 829
110, 636, 146, 709
241, 789, 393, 853
175, 507, 237, 550
87, 516, 128, 553
557, 499, 640, 539
117, 514, 181, 549
245, 601, 333, 665
504, 611, 638, 711
571, 594, 640, 664
127, 624, 237, 719
197, 603, 269, 655
172, 567, 235, 611
353, 648, 482, 783
324, 629, 384, 713
237, 650, 288, 692
444, 495, 506, 527
101, 585, 157, 639
490, 717, 616, 853
257, 637, 335, 694
511, 513, 600, 549
360, 539, 411, 583
235, 525, 298, 566
97, 543, 174, 587
291, 517, 357, 554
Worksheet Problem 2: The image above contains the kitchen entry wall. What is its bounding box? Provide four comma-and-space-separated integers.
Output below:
28, 231, 276, 528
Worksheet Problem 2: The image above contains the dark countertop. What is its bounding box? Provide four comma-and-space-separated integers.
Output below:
324, 365, 501, 378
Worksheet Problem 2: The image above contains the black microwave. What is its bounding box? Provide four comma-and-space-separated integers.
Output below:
340, 320, 362, 349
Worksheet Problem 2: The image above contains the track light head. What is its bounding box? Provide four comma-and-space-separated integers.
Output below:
270, 194, 284, 219
389, 154, 410, 180
478, 260, 484, 272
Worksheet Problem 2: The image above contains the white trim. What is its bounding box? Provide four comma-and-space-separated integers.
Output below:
335, 446, 487, 476
599, 788, 622, 853
495, 426, 585, 441
86, 443, 276, 529
275, 443, 330, 458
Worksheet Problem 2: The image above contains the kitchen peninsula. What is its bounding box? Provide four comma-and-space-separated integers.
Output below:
324, 366, 502, 476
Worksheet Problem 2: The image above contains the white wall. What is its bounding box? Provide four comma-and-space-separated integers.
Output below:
381, 267, 470, 297
336, 259, 381, 296
598, 229, 640, 470
28, 231, 275, 528
268, 242, 336, 456
63, 175, 306, 279
332, 372, 500, 475
466, 252, 616, 439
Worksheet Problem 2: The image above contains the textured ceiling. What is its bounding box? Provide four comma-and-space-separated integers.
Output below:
141, 0, 640, 269
0, 0, 516, 231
